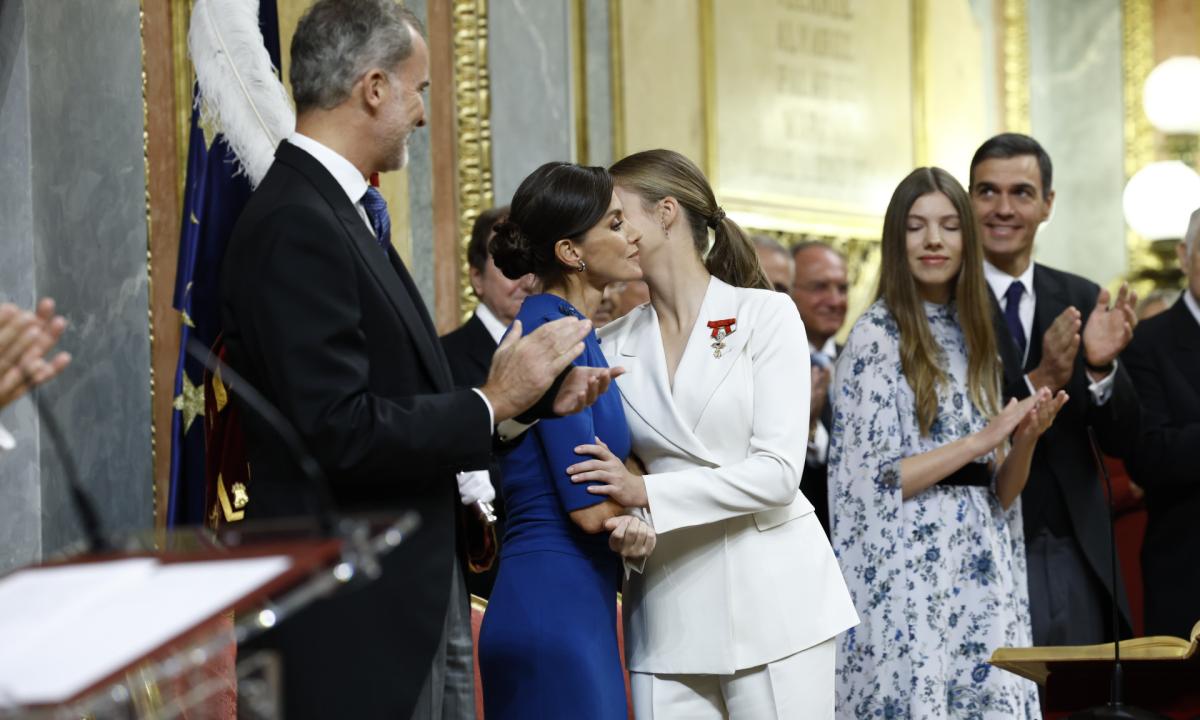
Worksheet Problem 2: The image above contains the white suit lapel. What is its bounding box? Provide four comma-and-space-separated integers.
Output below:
672, 278, 751, 431
613, 305, 719, 466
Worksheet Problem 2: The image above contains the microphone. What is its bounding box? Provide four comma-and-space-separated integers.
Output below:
185, 339, 338, 538
1067, 427, 1165, 719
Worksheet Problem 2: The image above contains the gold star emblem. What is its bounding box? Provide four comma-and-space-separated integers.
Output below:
173, 372, 205, 434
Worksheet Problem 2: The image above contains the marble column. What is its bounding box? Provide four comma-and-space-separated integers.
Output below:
0, 0, 154, 571
1028, 0, 1127, 285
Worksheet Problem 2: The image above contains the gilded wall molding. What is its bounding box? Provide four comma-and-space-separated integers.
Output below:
571, 0, 589, 165
699, 0, 716, 182
453, 0, 494, 320
911, 0, 929, 166
608, 0, 625, 162
1121, 0, 1158, 288
140, 1, 160, 530
172, 0, 194, 207
1002, 0, 1031, 133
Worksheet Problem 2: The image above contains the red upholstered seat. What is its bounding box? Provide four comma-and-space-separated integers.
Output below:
469, 593, 633, 719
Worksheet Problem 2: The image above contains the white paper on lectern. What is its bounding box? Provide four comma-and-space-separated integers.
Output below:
0, 555, 292, 708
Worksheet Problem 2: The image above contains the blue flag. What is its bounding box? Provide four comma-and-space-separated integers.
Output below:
168, 3, 281, 527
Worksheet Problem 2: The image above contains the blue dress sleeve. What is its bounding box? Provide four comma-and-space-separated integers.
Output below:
508, 299, 612, 513
534, 391, 610, 513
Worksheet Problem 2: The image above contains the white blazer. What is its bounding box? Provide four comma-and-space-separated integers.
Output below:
599, 276, 858, 675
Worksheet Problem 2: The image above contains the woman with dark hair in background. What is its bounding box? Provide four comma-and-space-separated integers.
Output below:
829, 167, 1065, 719
477, 161, 655, 720
566, 148, 858, 718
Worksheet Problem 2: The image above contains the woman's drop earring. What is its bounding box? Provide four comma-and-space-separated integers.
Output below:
576, 259, 587, 272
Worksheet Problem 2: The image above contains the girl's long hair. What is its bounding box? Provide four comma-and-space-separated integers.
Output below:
878, 167, 1001, 435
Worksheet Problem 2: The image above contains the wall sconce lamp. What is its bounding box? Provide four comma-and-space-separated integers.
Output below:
1122, 57, 1200, 267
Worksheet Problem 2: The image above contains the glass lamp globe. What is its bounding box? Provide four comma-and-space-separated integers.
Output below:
1122, 161, 1200, 240
1143, 56, 1200, 134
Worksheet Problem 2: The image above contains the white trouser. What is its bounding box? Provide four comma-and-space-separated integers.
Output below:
630, 638, 835, 720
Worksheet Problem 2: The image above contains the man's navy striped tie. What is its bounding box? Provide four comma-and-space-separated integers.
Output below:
360, 186, 391, 250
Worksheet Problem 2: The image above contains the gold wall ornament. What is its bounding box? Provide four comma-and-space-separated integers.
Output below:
1002, 0, 1031, 133
608, 0, 625, 162
1121, 0, 1159, 295
571, 0, 589, 165
140, 1, 160, 540
172, 0, 195, 206
453, 0, 494, 322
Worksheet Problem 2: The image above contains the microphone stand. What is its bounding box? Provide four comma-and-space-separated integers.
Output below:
1067, 428, 1166, 719
27, 383, 109, 554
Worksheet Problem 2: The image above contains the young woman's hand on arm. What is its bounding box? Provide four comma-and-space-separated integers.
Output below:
566, 437, 649, 508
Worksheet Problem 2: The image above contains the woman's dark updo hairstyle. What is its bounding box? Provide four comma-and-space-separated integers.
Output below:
489, 161, 613, 284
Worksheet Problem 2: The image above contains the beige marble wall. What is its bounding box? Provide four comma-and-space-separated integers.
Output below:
1027, 0, 1127, 286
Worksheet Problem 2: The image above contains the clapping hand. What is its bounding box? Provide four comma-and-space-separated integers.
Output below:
1028, 307, 1081, 392
482, 316, 624, 422
568, 437, 649, 508
975, 393, 1042, 453
552, 366, 626, 417
1082, 283, 1137, 375
1013, 387, 1069, 443
0, 299, 71, 410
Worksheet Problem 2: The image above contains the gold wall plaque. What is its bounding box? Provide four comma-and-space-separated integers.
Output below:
709, 0, 914, 238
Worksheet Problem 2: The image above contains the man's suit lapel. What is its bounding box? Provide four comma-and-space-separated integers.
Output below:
385, 245, 455, 389
1170, 298, 1200, 398
614, 306, 719, 466
1030, 264, 1070, 373
277, 142, 454, 392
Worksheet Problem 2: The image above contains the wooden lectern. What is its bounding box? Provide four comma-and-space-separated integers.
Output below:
0, 514, 417, 719
990, 623, 1200, 719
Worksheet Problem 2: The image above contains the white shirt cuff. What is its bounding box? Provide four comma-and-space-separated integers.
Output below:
497, 418, 536, 442
0, 422, 14, 454
1023, 373, 1037, 397
1086, 360, 1117, 406
472, 387, 537, 442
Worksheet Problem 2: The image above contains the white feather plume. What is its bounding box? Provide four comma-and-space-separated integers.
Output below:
188, 0, 295, 188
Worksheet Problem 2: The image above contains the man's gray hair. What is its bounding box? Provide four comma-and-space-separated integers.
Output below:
751, 234, 789, 259
790, 239, 846, 263
290, 0, 425, 113
1185, 207, 1200, 256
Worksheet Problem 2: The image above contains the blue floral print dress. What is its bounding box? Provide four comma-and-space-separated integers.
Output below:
828, 299, 1039, 719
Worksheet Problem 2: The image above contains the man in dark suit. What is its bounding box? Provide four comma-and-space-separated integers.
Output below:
969, 133, 1141, 645
440, 206, 533, 598
1123, 207, 1200, 639
790, 241, 849, 536
219, 2, 617, 718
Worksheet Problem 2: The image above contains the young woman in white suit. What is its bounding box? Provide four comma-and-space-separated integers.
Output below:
566, 149, 859, 719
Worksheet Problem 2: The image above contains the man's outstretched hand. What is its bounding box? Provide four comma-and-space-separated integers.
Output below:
481, 316, 623, 422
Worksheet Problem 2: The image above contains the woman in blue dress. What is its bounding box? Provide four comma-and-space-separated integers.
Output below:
829, 168, 1067, 719
478, 161, 655, 719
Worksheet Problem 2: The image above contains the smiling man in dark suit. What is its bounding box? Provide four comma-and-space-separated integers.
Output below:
1123, 207, 1200, 639
219, 2, 617, 718
969, 133, 1141, 645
